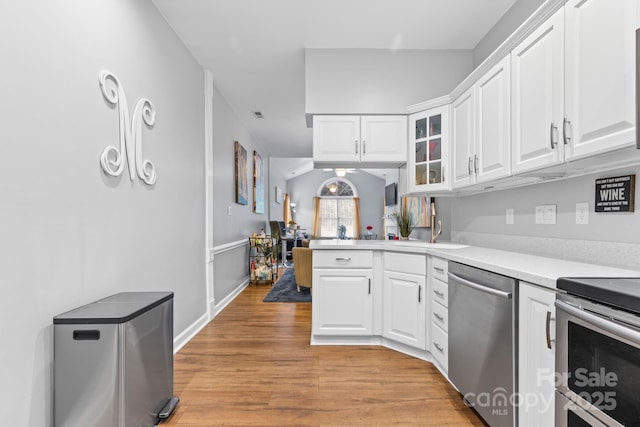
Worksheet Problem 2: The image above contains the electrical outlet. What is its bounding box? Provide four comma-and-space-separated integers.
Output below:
227, 206, 232, 216
576, 202, 589, 225
506, 208, 514, 225
535, 205, 557, 225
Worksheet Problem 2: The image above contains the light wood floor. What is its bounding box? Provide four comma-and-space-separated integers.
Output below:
164, 278, 486, 426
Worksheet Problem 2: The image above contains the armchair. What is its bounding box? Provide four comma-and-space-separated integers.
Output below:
292, 247, 312, 293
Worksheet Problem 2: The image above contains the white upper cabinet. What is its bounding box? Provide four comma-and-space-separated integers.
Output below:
408, 106, 450, 193
512, 0, 637, 175
312, 116, 360, 163
452, 56, 511, 189
564, 0, 637, 159
475, 57, 511, 183
451, 88, 476, 188
360, 116, 408, 163
511, 8, 565, 174
313, 115, 407, 167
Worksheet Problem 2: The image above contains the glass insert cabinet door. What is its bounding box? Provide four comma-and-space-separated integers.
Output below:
409, 106, 449, 192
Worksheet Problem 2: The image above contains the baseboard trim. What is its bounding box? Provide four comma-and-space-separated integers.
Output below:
173, 312, 209, 354
212, 278, 250, 318
173, 278, 249, 354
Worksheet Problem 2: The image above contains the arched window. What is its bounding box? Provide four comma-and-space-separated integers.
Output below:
316, 178, 359, 238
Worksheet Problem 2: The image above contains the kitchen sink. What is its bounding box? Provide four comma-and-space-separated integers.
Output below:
426, 242, 469, 249
388, 241, 468, 249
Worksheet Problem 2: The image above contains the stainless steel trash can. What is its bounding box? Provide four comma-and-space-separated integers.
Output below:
53, 292, 179, 427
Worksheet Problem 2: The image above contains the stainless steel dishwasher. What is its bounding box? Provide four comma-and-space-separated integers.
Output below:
448, 262, 517, 427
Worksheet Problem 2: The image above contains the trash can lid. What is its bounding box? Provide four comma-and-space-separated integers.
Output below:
53, 292, 173, 324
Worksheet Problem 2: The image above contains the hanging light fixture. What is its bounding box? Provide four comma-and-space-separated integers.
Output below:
327, 182, 338, 193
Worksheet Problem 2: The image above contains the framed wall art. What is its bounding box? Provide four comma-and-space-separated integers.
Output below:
275, 186, 283, 204
253, 150, 264, 213
403, 195, 430, 227
234, 141, 248, 205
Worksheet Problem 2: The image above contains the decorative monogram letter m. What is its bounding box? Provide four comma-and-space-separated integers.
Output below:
99, 71, 157, 185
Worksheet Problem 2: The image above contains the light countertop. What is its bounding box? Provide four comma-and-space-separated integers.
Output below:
309, 239, 640, 289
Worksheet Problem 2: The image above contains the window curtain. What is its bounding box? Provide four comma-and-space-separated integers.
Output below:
312, 196, 321, 237
283, 193, 291, 225
353, 197, 361, 239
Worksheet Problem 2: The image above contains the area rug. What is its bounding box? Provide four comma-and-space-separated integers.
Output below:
263, 268, 311, 303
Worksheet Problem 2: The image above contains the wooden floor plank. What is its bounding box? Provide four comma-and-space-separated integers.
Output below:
164, 281, 486, 426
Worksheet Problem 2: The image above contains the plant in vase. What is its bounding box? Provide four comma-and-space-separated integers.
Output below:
392, 206, 415, 239
337, 224, 347, 240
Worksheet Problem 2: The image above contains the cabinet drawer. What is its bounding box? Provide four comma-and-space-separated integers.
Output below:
313, 250, 373, 268
383, 252, 426, 275
431, 257, 448, 282
432, 278, 448, 308
431, 300, 448, 332
431, 323, 448, 372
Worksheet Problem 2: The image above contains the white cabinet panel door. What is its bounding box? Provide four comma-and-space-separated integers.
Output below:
383, 271, 426, 349
511, 8, 565, 174
451, 88, 475, 189
312, 269, 373, 336
476, 56, 511, 183
312, 116, 360, 162
360, 116, 407, 163
564, 0, 637, 159
519, 282, 556, 427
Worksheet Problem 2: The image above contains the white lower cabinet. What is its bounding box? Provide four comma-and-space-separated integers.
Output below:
382, 263, 427, 349
312, 250, 374, 336
312, 269, 373, 336
518, 281, 556, 427
382, 253, 427, 349
428, 257, 449, 374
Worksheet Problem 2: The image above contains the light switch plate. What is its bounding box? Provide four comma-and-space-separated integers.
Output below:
535, 205, 557, 225
506, 208, 514, 225
576, 202, 589, 225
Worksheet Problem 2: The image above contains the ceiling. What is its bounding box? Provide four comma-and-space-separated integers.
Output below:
152, 0, 518, 158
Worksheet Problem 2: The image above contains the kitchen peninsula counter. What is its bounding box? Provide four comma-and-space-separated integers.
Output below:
309, 239, 640, 289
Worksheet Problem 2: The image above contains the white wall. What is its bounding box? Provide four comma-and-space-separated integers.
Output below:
0, 1, 206, 425
287, 170, 385, 238
211, 85, 270, 246
210, 84, 270, 302
472, 0, 546, 67
305, 49, 473, 114
448, 166, 640, 269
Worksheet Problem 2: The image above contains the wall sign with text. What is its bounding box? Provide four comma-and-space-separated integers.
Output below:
595, 175, 635, 212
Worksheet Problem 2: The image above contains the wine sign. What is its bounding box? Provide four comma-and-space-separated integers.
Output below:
595, 175, 635, 212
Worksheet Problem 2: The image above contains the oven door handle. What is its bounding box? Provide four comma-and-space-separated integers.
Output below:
555, 300, 640, 345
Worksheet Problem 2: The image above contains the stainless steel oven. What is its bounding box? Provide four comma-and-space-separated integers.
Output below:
556, 277, 640, 427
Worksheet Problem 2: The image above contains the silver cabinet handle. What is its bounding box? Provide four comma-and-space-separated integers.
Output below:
433, 342, 444, 353
362, 140, 366, 154
355, 140, 358, 154
368, 278, 371, 295
468, 156, 472, 175
434, 312, 444, 322
335, 257, 351, 261
433, 289, 445, 298
434, 266, 445, 273
418, 285, 422, 303
546, 310, 554, 349
563, 117, 572, 145
474, 154, 478, 174
448, 272, 512, 299
550, 122, 559, 149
